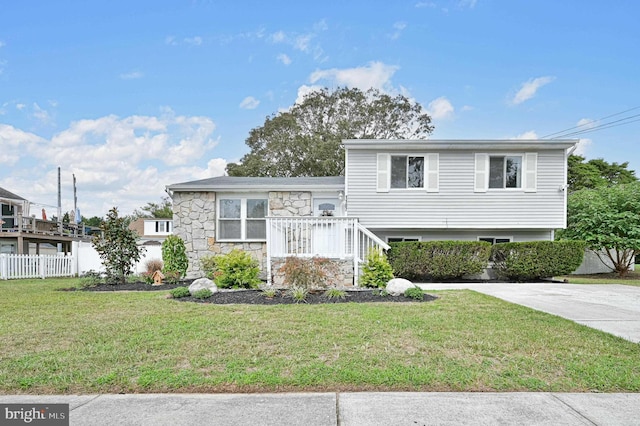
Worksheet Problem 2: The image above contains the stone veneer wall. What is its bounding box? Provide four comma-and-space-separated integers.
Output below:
271, 257, 355, 288
173, 189, 353, 284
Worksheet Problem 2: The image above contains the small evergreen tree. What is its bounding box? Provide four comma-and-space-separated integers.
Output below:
359, 249, 394, 288
92, 207, 145, 284
162, 235, 188, 278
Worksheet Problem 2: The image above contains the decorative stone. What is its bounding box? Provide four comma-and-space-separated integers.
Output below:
386, 278, 416, 296
189, 278, 218, 295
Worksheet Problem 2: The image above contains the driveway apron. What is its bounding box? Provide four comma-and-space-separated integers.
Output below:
418, 283, 640, 343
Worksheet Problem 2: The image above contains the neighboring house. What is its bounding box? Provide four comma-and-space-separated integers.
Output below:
0, 186, 90, 254
128, 218, 173, 246
167, 139, 578, 285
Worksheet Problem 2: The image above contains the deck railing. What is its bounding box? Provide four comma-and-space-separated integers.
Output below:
0, 215, 96, 239
266, 216, 390, 285
0, 253, 76, 280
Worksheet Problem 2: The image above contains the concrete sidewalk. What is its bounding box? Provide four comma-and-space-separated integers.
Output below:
417, 283, 640, 343
2, 392, 640, 425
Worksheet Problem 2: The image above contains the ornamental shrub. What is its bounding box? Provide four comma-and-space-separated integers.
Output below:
162, 235, 188, 278
491, 241, 586, 281
279, 256, 339, 290
404, 287, 424, 301
387, 241, 491, 281
192, 288, 213, 299
202, 249, 261, 289
169, 286, 191, 298
359, 249, 394, 288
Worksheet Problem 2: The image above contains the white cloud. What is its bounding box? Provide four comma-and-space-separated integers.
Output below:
294, 35, 311, 52
576, 118, 596, 129
574, 138, 592, 156
184, 36, 203, 46
239, 96, 260, 110
415, 2, 437, 8
308, 61, 400, 93
511, 76, 556, 105
32, 102, 54, 126
165, 36, 178, 46
0, 40, 5, 48
277, 53, 292, 65
461, 105, 474, 111
0, 124, 47, 165
427, 96, 455, 120
120, 70, 143, 80
16, 103, 26, 110
389, 22, 407, 40
458, 0, 478, 8
515, 130, 539, 139
270, 31, 286, 43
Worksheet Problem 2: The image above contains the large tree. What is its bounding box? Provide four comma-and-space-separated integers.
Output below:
132, 197, 173, 219
568, 155, 637, 191
226, 87, 434, 177
560, 182, 640, 276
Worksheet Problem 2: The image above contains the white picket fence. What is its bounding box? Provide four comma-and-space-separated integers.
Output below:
0, 253, 76, 280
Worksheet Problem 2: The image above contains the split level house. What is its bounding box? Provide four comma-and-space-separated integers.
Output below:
167, 139, 578, 285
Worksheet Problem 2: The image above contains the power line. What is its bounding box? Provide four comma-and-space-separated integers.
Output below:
541, 105, 640, 139
546, 114, 640, 139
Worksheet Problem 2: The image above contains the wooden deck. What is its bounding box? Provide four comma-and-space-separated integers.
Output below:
0, 217, 96, 254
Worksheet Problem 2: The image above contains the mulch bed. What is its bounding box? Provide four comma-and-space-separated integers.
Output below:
74, 281, 437, 304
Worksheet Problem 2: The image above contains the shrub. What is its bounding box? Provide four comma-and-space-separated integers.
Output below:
92, 207, 145, 284
201, 250, 261, 289
491, 241, 586, 281
169, 286, 191, 298
359, 249, 394, 288
324, 288, 348, 300
261, 287, 278, 299
192, 289, 213, 299
288, 286, 308, 303
143, 259, 164, 284
388, 241, 491, 281
279, 256, 339, 290
163, 270, 181, 284
404, 287, 424, 301
162, 235, 188, 278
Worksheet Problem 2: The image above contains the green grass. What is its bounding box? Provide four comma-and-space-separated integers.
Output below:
560, 271, 640, 286
0, 278, 639, 394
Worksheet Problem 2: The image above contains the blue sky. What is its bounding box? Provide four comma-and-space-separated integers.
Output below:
1, 0, 639, 217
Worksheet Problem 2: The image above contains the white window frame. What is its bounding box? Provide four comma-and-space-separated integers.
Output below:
377, 153, 439, 193
475, 152, 537, 193
217, 195, 268, 242
489, 154, 523, 190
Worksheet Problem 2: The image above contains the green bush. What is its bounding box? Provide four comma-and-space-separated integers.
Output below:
387, 241, 491, 281
192, 289, 213, 299
359, 249, 394, 288
201, 249, 262, 289
491, 241, 586, 281
404, 287, 424, 301
169, 286, 191, 298
162, 235, 188, 278
324, 288, 348, 300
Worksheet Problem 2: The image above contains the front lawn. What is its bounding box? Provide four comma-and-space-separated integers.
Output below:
0, 278, 638, 394
561, 271, 640, 286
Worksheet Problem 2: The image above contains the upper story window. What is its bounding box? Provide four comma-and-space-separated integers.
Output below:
218, 197, 267, 241
475, 153, 537, 193
155, 221, 171, 233
377, 153, 439, 193
489, 156, 522, 189
391, 156, 424, 189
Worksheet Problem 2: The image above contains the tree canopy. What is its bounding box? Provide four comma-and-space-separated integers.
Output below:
132, 197, 173, 219
568, 155, 637, 191
560, 182, 640, 276
226, 87, 434, 177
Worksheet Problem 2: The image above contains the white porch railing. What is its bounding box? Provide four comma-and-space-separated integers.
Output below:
0, 254, 76, 280
266, 216, 390, 285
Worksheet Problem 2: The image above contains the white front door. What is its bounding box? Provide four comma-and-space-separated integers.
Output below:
312, 198, 342, 256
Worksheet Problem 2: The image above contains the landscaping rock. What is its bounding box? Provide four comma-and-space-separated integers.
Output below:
189, 278, 218, 295
386, 278, 416, 296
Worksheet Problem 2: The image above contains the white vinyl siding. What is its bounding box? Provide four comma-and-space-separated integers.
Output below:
348, 149, 565, 230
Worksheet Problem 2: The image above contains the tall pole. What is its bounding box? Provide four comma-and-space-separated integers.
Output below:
73, 174, 77, 223
57, 167, 62, 234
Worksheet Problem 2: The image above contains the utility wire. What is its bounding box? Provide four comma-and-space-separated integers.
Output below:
546, 113, 640, 139
541, 105, 640, 139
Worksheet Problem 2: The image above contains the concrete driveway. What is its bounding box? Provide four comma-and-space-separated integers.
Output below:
417, 283, 640, 343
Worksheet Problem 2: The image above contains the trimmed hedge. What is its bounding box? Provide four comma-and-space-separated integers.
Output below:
387, 241, 491, 281
491, 241, 586, 281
